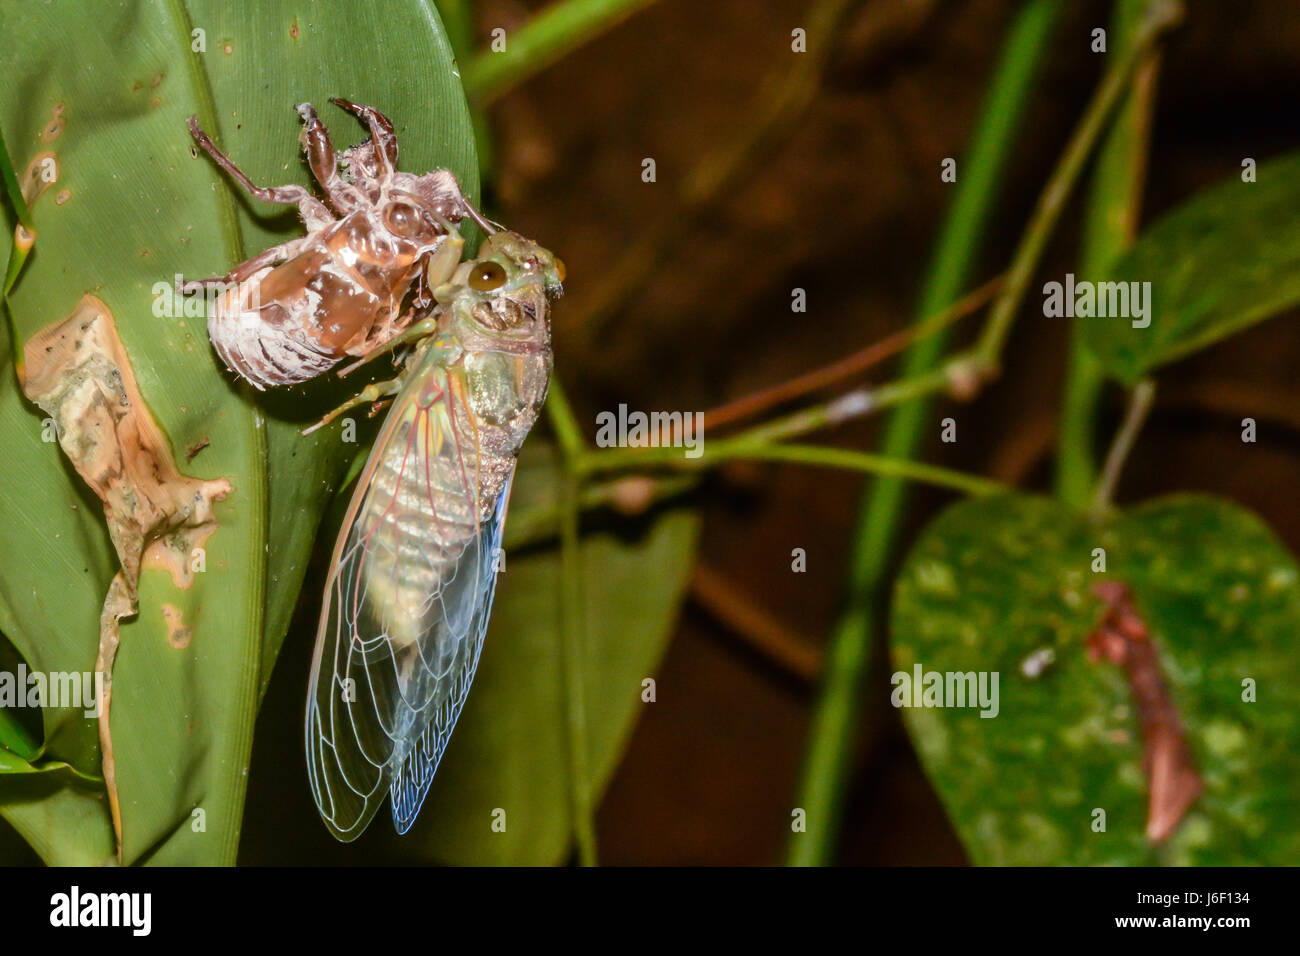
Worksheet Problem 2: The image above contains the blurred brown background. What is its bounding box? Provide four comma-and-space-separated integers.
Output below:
478, 0, 1300, 864
238, 0, 1299, 864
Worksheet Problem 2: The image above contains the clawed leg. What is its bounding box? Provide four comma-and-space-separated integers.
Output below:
425, 226, 465, 289
188, 115, 333, 226
339, 312, 439, 378
176, 236, 307, 293
296, 103, 367, 215
460, 194, 504, 235
302, 376, 405, 435
331, 97, 397, 179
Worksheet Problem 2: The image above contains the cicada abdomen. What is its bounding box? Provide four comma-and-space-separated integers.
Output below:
305, 231, 564, 839
182, 99, 477, 389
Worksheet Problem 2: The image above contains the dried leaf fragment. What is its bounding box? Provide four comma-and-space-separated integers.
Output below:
21, 294, 232, 857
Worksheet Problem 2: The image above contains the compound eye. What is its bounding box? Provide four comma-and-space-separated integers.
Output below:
469, 260, 508, 291
384, 202, 421, 238
554, 257, 567, 283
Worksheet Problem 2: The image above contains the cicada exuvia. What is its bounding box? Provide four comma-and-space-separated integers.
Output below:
303, 226, 564, 839
180, 98, 495, 389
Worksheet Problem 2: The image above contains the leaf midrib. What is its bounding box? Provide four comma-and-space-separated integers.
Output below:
165, 0, 266, 867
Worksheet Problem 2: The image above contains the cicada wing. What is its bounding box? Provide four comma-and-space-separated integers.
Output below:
389, 478, 509, 833
305, 367, 512, 841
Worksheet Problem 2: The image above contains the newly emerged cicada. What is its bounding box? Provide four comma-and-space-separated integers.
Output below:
304, 226, 564, 839
181, 98, 494, 389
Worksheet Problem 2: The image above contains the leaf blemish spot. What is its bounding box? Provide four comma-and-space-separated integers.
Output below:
162, 604, 193, 649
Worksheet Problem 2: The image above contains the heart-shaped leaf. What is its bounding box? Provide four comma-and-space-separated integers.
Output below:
891, 494, 1300, 865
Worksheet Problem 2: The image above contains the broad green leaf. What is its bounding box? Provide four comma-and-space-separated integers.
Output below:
1081, 152, 1300, 383
892, 494, 1300, 865
0, 0, 476, 864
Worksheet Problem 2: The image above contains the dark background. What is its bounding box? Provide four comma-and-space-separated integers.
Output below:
241, 0, 1300, 864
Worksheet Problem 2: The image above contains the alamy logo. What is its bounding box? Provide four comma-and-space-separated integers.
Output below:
1043, 273, 1151, 328
49, 886, 151, 936
594, 404, 704, 458
0, 666, 105, 717
891, 663, 1000, 718
152, 274, 258, 319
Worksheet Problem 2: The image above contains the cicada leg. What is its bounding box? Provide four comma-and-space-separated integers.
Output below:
337, 313, 440, 379
330, 98, 398, 178
187, 116, 334, 228
425, 226, 466, 289
175, 236, 308, 292
337, 225, 464, 377
302, 377, 405, 436
460, 194, 504, 236
296, 103, 367, 215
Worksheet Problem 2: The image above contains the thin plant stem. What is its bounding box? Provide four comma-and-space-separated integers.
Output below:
786, 0, 1063, 868
1057, 0, 1161, 505
703, 275, 1002, 431
1091, 379, 1155, 516
0, 122, 34, 232
503, 472, 699, 551
974, 0, 1183, 371
545, 374, 586, 459
581, 437, 1006, 498
463, 0, 660, 106
558, 471, 598, 865
1, 122, 36, 313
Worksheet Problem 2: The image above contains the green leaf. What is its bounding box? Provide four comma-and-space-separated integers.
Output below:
891, 494, 1300, 865
1081, 152, 1300, 383
0, 0, 475, 864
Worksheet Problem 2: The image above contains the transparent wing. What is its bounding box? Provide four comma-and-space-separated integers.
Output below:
305, 364, 511, 840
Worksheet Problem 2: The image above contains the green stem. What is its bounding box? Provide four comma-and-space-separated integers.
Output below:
581, 438, 1004, 498
558, 472, 598, 865
974, 0, 1181, 370
1, 119, 36, 314
1056, 0, 1159, 505
463, 0, 659, 105
0, 122, 34, 233
1091, 378, 1155, 516
545, 375, 586, 460
785, 0, 1062, 867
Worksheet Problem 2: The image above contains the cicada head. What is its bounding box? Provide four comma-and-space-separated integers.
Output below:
444, 232, 561, 434
446, 231, 564, 348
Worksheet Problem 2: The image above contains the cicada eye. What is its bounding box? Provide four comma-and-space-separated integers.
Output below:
469, 260, 508, 291
383, 201, 421, 238
554, 257, 567, 283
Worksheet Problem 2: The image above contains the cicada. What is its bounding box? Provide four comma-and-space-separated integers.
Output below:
303, 226, 564, 839
180, 99, 493, 389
